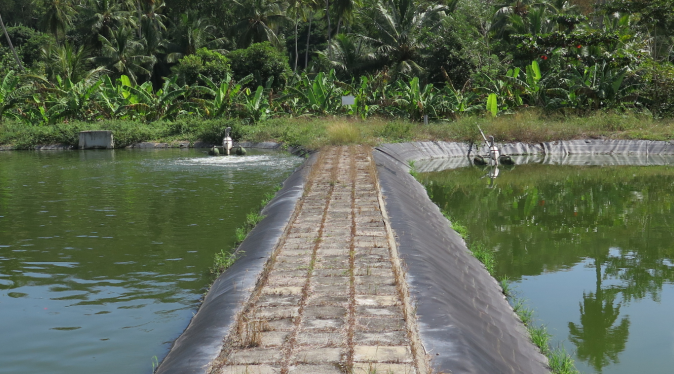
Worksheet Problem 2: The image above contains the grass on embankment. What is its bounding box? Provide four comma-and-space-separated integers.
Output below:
1, 110, 673, 150
211, 187, 280, 275
442, 212, 579, 374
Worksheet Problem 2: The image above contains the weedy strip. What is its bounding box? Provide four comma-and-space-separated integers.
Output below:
210, 185, 283, 275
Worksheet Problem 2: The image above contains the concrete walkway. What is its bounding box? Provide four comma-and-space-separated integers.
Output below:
209, 146, 426, 374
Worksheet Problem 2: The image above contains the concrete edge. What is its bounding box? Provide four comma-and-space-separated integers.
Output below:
375, 140, 674, 168
154, 152, 317, 374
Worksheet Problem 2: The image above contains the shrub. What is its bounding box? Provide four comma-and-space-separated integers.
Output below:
228, 42, 291, 89
1, 26, 55, 67
172, 48, 231, 86
636, 59, 674, 117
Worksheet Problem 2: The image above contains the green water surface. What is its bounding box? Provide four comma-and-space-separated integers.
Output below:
0, 149, 302, 374
419, 164, 674, 374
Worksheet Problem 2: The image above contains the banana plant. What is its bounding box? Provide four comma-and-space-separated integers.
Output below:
486, 93, 498, 117
119, 75, 188, 121
193, 74, 252, 118
239, 85, 269, 122
43, 75, 103, 123
341, 76, 380, 119
0, 70, 29, 123
567, 62, 630, 109
96, 75, 125, 119
438, 83, 479, 116
288, 70, 343, 115
525, 60, 542, 98
392, 77, 439, 120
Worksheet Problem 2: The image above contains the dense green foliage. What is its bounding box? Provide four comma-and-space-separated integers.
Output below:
2, 0, 674, 130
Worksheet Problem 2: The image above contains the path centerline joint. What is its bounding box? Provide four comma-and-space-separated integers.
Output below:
210, 146, 427, 374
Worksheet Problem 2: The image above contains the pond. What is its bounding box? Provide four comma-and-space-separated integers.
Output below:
0, 149, 303, 374
417, 161, 674, 374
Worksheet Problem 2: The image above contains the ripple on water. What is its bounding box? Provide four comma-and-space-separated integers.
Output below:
172, 154, 298, 169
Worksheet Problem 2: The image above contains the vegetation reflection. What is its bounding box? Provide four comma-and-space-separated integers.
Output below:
419, 164, 674, 373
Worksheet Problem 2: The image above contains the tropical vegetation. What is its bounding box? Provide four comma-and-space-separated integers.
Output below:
1, 0, 674, 143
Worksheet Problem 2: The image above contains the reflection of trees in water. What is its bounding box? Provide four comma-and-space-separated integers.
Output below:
568, 257, 630, 373
421, 164, 674, 373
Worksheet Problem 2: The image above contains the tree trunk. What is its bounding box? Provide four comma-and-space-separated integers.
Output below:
326, 0, 331, 58
137, 0, 142, 39
336, 17, 342, 35
0, 13, 24, 72
305, 12, 313, 69
294, 13, 299, 72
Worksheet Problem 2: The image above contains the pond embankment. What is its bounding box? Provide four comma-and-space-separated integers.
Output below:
157, 144, 560, 374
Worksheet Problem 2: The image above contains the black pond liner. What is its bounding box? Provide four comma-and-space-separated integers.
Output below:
374, 139, 674, 374
155, 151, 316, 374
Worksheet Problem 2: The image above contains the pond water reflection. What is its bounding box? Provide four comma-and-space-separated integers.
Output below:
0, 149, 302, 374
418, 163, 674, 374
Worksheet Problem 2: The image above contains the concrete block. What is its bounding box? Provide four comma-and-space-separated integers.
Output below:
355, 295, 399, 307
259, 331, 289, 347
296, 332, 344, 346
352, 363, 416, 374
353, 346, 413, 363
79, 131, 114, 149
228, 348, 283, 364
219, 365, 280, 374
356, 317, 406, 332
288, 364, 344, 374
292, 347, 344, 363
354, 331, 409, 346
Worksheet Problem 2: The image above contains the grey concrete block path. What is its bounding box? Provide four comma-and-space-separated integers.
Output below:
210, 146, 425, 374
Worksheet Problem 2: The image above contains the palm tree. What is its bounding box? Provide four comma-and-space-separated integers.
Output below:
137, 0, 167, 60
136, 0, 167, 40
332, 0, 357, 35
317, 33, 375, 76
0, 12, 24, 71
325, 0, 332, 58
231, 0, 289, 48
506, 6, 555, 36
81, 0, 133, 40
359, 0, 448, 76
299, 0, 322, 69
288, 0, 313, 72
166, 11, 224, 62
38, 0, 77, 40
42, 42, 106, 83
94, 27, 156, 84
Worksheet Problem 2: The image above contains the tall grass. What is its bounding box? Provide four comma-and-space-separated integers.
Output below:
3, 110, 674, 150
324, 121, 363, 145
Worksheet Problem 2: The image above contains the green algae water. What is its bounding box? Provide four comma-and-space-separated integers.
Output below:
419, 163, 674, 374
0, 149, 302, 374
